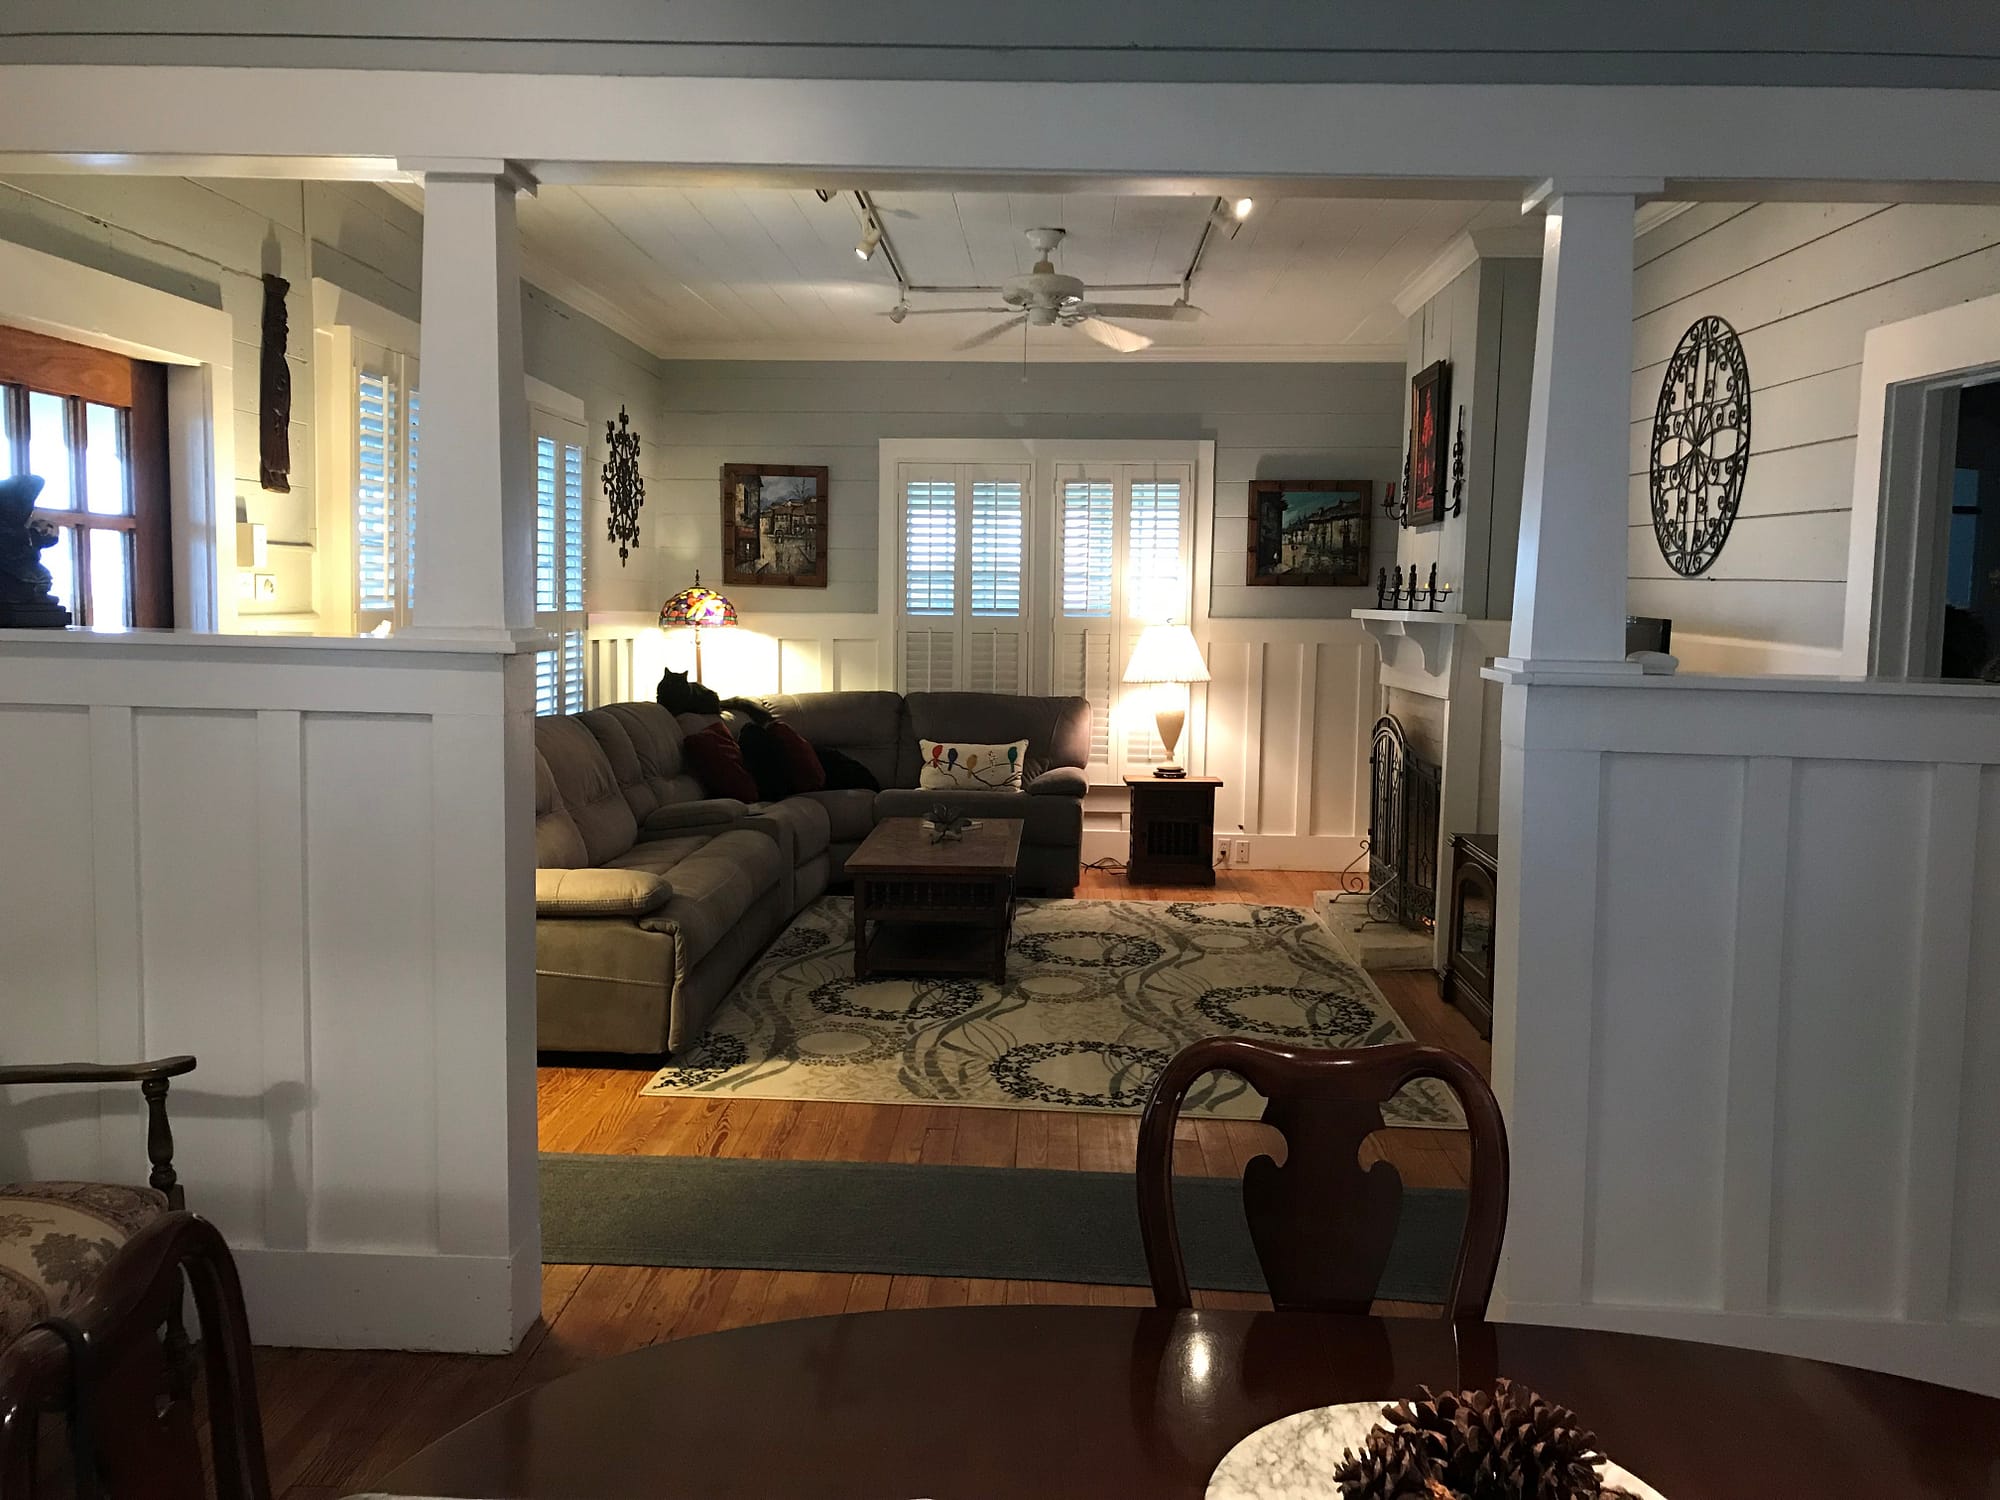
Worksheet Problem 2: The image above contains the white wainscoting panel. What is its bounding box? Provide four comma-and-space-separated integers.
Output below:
1489, 668, 2000, 1394
0, 630, 540, 1353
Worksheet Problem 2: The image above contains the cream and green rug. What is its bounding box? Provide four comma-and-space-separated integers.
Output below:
641, 897, 1462, 1128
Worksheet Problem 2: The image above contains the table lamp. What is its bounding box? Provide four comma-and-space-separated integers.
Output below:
658, 571, 737, 682
1122, 623, 1210, 779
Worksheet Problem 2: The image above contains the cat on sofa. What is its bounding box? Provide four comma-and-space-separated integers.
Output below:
655, 668, 775, 726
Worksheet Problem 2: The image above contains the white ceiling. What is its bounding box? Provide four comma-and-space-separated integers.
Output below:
471, 185, 1530, 363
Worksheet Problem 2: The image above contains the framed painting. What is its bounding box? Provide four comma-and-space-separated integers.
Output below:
720, 463, 829, 588
1245, 479, 1373, 586
1406, 359, 1451, 527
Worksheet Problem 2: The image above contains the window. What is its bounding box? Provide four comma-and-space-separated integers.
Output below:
353, 342, 420, 632
892, 452, 1194, 779
533, 408, 587, 715
0, 325, 171, 627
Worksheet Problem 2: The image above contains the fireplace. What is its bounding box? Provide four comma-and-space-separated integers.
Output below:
1367, 714, 1441, 932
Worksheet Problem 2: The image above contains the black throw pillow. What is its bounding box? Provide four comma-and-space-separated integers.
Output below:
736, 720, 793, 803
814, 746, 881, 792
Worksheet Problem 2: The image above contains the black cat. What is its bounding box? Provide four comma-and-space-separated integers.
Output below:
655, 668, 775, 725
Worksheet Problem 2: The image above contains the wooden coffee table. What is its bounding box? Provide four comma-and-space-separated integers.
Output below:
846, 816, 1023, 983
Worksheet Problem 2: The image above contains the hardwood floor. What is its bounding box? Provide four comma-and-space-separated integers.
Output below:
252, 869, 1488, 1499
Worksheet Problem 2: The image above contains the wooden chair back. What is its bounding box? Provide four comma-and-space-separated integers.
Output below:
0, 1212, 271, 1500
1136, 1038, 1508, 1319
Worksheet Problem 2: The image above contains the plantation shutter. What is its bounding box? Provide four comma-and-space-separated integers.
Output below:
1054, 470, 1118, 780
900, 470, 958, 692
532, 410, 588, 714
353, 344, 420, 632
897, 464, 1031, 693
965, 473, 1027, 693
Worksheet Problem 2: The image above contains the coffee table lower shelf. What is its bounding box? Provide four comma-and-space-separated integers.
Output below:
853, 914, 1014, 984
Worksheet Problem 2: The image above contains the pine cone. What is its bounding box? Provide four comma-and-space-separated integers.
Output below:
1336, 1379, 1615, 1500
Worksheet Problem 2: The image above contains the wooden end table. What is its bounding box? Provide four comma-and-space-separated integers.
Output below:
846, 816, 1024, 983
1124, 774, 1223, 885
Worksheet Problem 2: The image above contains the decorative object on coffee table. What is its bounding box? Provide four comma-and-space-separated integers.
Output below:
720, 463, 828, 588
1245, 480, 1372, 586
924, 804, 974, 843
846, 816, 1023, 984
0, 475, 70, 627
1122, 623, 1210, 778
1124, 775, 1222, 886
658, 571, 737, 682
1334, 1381, 1630, 1499
602, 404, 645, 565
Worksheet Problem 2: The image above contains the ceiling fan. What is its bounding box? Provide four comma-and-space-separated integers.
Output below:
886, 227, 1201, 353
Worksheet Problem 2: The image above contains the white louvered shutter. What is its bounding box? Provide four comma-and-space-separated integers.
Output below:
900, 471, 959, 691
532, 412, 588, 714
1054, 473, 1118, 781
354, 367, 397, 628
965, 474, 1027, 692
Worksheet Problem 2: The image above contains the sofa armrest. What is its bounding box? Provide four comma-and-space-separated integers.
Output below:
1025, 766, 1088, 798
638, 798, 748, 836
535, 868, 674, 917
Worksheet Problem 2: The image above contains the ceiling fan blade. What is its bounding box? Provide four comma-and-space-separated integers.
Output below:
1077, 317, 1153, 354
889, 306, 1014, 316
1083, 300, 1204, 323
955, 315, 1029, 351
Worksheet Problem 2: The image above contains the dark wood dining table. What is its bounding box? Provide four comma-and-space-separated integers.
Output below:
374, 1306, 2000, 1499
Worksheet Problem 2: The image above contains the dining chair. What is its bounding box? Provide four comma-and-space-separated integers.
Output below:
1135, 1037, 1508, 1319
0, 1211, 272, 1500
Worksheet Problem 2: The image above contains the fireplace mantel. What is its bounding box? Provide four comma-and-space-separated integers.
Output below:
1352, 608, 1469, 697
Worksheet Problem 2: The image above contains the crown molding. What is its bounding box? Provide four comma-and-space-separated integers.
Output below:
1393, 202, 1695, 318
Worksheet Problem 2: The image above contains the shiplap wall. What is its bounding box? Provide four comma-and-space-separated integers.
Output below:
0, 175, 664, 631
644, 359, 1403, 620
1627, 203, 2000, 671
1399, 257, 1539, 618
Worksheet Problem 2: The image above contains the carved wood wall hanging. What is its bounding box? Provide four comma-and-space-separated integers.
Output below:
1649, 316, 1750, 576
602, 405, 645, 566
258, 273, 291, 493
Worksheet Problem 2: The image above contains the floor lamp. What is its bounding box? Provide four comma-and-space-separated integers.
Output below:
659, 572, 738, 682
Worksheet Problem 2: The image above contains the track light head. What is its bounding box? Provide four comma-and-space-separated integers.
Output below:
1232, 196, 1255, 220
856, 220, 883, 261
1207, 196, 1255, 238
888, 302, 908, 324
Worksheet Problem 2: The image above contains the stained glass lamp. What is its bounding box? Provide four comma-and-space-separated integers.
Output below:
658, 571, 738, 682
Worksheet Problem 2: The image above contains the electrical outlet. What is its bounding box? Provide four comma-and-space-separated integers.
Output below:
1232, 838, 1251, 867
1214, 838, 1231, 868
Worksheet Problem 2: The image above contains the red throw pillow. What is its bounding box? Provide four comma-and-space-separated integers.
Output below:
682, 721, 759, 803
766, 721, 827, 794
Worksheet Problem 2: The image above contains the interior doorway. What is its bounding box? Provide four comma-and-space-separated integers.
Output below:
1943, 379, 2000, 679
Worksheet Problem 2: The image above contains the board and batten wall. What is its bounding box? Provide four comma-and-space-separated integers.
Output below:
0, 174, 665, 634
1627, 202, 2000, 674
592, 359, 1404, 867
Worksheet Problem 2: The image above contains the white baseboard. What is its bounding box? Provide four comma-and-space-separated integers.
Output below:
234, 1244, 539, 1352
1079, 829, 1365, 874
1497, 1297, 2000, 1398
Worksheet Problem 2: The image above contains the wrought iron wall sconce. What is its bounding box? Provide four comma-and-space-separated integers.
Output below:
1445, 405, 1466, 518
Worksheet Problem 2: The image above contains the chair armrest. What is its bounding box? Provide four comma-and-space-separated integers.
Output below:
0, 1056, 197, 1087
536, 868, 675, 917
1025, 767, 1088, 798
638, 798, 748, 836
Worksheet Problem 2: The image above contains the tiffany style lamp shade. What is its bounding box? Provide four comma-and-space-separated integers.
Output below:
658, 571, 738, 681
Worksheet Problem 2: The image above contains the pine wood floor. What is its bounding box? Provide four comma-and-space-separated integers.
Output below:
253, 869, 1488, 1499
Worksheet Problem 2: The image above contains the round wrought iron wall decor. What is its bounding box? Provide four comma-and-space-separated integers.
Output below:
1649, 315, 1751, 577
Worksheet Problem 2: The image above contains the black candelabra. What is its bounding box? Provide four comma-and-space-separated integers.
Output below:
1376, 562, 1455, 612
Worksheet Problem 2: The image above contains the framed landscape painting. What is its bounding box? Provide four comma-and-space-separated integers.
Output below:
720, 463, 829, 588
1245, 479, 1373, 586
1406, 359, 1451, 527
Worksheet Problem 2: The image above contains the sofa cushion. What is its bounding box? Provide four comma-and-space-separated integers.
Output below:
683, 721, 759, 803
534, 750, 589, 870
1026, 766, 1089, 798
535, 868, 674, 918
739, 720, 826, 801
918, 737, 1029, 791
904, 693, 1091, 783
635, 828, 783, 965
767, 692, 907, 791
536, 715, 641, 866
603, 834, 717, 879
748, 795, 832, 863
0, 1180, 169, 1347
638, 798, 747, 837
579, 702, 707, 823
874, 787, 1082, 845
804, 788, 879, 842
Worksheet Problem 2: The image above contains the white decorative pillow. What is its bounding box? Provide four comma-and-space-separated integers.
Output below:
917, 738, 1029, 791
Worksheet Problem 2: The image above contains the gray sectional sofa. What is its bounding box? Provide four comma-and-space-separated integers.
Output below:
532, 690, 1091, 1056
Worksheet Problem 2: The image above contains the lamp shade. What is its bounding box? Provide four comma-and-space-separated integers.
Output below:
659, 572, 738, 631
1122, 623, 1210, 685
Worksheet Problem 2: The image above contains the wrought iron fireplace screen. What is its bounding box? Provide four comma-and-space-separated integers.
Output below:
1367, 714, 1441, 932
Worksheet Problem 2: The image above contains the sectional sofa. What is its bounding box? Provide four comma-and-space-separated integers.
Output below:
532, 690, 1091, 1056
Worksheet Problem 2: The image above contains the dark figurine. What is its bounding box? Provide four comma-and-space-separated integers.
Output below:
0, 474, 71, 628
1425, 562, 1439, 610
1376, 567, 1391, 608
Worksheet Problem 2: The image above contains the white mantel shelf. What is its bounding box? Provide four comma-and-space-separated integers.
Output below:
1351, 608, 1470, 683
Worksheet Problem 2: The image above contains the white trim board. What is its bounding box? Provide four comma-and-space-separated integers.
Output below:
0, 234, 236, 632
1843, 285, 2000, 674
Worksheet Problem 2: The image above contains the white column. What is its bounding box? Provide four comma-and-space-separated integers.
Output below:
405, 159, 538, 641
1500, 179, 1660, 671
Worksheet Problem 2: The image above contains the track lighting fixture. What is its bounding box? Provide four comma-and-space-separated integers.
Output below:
1207, 196, 1255, 238
855, 219, 883, 261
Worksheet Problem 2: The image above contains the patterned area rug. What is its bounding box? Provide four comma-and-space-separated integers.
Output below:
641, 897, 1463, 1127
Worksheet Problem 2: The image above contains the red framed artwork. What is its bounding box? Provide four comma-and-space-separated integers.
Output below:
1406, 359, 1451, 527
